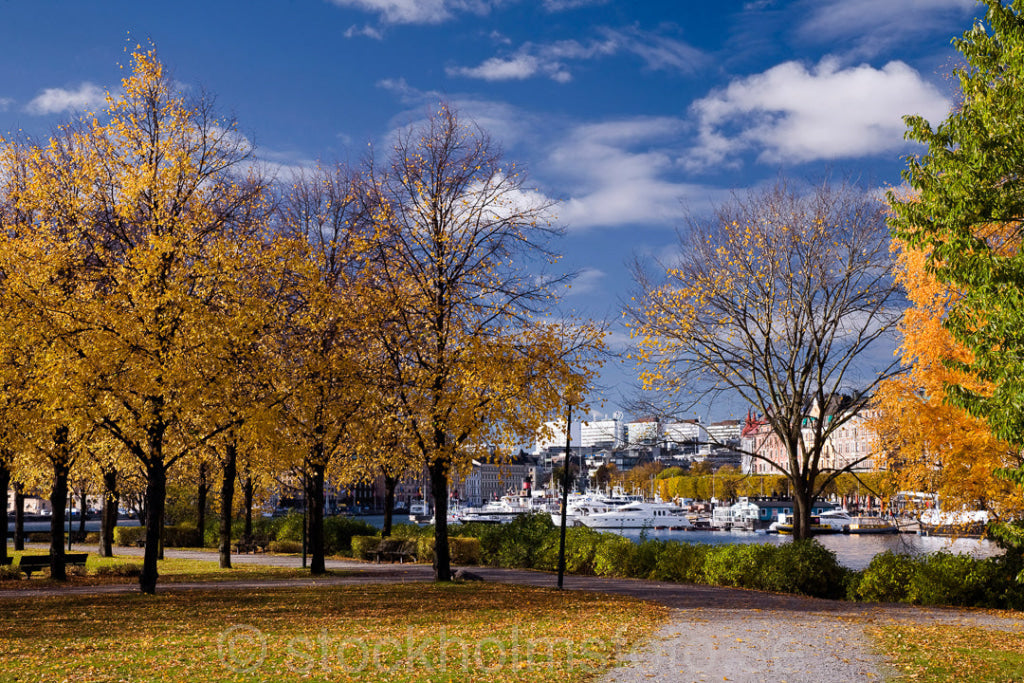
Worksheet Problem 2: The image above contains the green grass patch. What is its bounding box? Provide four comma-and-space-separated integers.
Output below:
872, 623, 1024, 682
0, 583, 665, 682
0, 552, 316, 588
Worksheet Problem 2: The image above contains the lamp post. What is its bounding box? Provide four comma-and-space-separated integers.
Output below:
301, 467, 308, 570
557, 403, 572, 590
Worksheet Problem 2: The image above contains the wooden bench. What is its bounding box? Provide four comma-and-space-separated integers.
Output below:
371, 539, 416, 564
233, 538, 269, 554
0, 556, 12, 566
17, 553, 88, 577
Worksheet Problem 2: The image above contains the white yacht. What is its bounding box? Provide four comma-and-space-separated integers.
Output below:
579, 501, 693, 530
549, 489, 640, 527
457, 493, 558, 524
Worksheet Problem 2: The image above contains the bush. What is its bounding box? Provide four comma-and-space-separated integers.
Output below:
164, 524, 202, 548
534, 526, 604, 574
92, 561, 143, 577
27, 532, 50, 543
267, 540, 304, 554
489, 513, 555, 568
274, 512, 305, 543
449, 537, 481, 565
701, 543, 757, 587
651, 542, 709, 583
593, 534, 636, 577
84, 532, 100, 543
114, 527, 146, 547
0, 565, 22, 581
323, 516, 378, 555
856, 551, 916, 603
351, 535, 381, 560
416, 536, 480, 565
908, 551, 1002, 607
387, 523, 428, 539
760, 541, 847, 599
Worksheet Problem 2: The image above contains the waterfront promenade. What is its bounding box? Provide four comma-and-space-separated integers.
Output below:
3, 546, 1022, 682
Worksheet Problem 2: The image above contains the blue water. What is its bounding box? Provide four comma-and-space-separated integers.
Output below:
356, 514, 1003, 571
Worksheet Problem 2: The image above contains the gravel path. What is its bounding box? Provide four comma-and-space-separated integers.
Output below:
4, 546, 1023, 682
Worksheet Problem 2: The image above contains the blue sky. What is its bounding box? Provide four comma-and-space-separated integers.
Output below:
0, 0, 984, 421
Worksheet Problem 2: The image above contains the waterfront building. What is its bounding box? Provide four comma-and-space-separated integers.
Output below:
580, 417, 625, 449
459, 451, 544, 506
661, 419, 705, 455
534, 419, 569, 455
626, 417, 660, 447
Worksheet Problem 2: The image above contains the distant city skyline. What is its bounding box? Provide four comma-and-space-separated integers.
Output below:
0, 0, 984, 416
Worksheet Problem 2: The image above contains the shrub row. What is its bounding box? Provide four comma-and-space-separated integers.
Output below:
109, 513, 378, 554
851, 550, 1024, 608
437, 512, 1024, 606
349, 534, 481, 565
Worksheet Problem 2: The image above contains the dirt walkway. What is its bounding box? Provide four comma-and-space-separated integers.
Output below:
4, 546, 1023, 682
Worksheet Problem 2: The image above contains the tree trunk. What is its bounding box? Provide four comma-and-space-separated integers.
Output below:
218, 442, 237, 569
307, 458, 326, 575
48, 447, 70, 581
13, 482, 24, 551
0, 462, 9, 565
791, 480, 814, 541
140, 460, 167, 594
242, 474, 254, 541
99, 468, 118, 557
197, 461, 209, 547
429, 458, 451, 582
382, 473, 397, 538
78, 484, 88, 536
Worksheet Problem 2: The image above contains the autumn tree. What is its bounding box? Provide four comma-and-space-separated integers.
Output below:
872, 238, 1022, 515
363, 105, 578, 580
3, 48, 273, 593
274, 163, 377, 575
630, 180, 902, 539
888, 1, 1024, 539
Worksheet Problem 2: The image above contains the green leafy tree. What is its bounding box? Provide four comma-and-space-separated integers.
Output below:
888, 0, 1024, 551
890, 0, 1024, 441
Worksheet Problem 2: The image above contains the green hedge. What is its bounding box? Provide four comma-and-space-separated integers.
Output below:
164, 524, 202, 548
113, 526, 146, 546
854, 550, 1013, 607
351, 535, 381, 560
267, 540, 303, 554
416, 536, 481, 565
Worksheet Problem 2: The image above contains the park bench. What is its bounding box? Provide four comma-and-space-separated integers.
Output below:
17, 553, 88, 577
371, 539, 417, 564
233, 538, 269, 554
0, 556, 12, 566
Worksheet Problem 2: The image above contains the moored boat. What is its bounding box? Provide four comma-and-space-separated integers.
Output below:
579, 501, 693, 530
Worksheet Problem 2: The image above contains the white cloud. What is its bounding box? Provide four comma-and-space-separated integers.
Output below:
796, 0, 976, 58
344, 24, 385, 39
548, 117, 728, 230
327, 0, 496, 25
687, 58, 951, 168
448, 27, 704, 82
453, 54, 547, 81
543, 0, 609, 10
0, 97, 12, 112
565, 267, 605, 297
25, 82, 106, 115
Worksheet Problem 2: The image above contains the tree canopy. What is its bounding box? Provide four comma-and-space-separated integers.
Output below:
630, 180, 902, 539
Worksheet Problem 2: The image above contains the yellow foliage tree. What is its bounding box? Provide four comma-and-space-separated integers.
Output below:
362, 105, 599, 580
873, 238, 1024, 516
1, 47, 275, 593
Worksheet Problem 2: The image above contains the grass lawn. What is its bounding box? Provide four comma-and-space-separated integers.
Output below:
0, 582, 666, 682
0, 551, 320, 588
872, 623, 1024, 682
